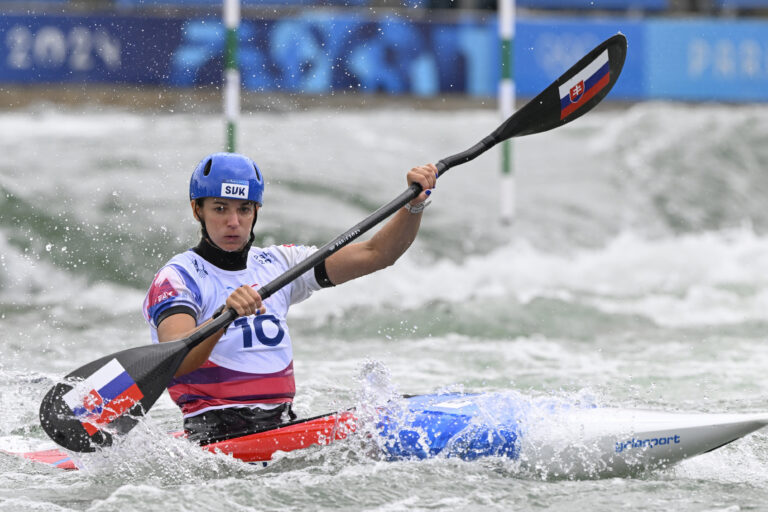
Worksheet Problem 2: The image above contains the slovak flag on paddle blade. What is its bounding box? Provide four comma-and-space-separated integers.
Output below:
63, 359, 144, 436
559, 49, 610, 120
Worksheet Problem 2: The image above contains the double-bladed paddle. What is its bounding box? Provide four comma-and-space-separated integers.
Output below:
40, 33, 627, 452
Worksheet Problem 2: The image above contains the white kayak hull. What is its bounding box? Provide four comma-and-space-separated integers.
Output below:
515, 407, 768, 478
377, 394, 768, 478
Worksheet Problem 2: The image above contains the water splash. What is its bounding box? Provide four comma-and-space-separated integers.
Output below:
350, 360, 405, 458
354, 359, 401, 417
71, 419, 258, 485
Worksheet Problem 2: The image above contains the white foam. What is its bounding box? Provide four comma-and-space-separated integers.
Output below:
293, 228, 768, 328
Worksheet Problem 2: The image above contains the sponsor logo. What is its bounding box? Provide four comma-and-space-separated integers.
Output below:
149, 278, 177, 307
221, 180, 249, 199
255, 251, 273, 265
436, 399, 473, 409
330, 229, 361, 251
615, 434, 681, 453
193, 259, 208, 277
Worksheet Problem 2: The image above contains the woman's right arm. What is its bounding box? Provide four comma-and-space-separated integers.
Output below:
157, 285, 265, 377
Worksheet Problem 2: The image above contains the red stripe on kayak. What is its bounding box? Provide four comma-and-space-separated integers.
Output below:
201, 411, 358, 462
12, 410, 358, 471
10, 449, 79, 470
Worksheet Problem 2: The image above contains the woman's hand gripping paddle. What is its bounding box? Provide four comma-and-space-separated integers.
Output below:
39, 33, 627, 453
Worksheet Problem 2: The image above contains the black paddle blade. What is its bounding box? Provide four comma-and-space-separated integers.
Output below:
494, 33, 628, 141
39, 339, 189, 452
435, 33, 627, 176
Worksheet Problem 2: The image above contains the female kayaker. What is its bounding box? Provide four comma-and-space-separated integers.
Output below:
142, 152, 436, 442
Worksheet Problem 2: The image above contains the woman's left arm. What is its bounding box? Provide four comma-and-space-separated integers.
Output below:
324, 164, 437, 285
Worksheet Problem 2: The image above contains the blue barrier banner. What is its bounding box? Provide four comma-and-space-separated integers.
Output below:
715, 0, 768, 7
0, 13, 499, 96
0, 13, 639, 99
116, 0, 660, 9
115, 0, 372, 6
645, 19, 768, 101
165, 13, 499, 95
0, 15, 184, 84
518, 0, 666, 10
3, 12, 767, 102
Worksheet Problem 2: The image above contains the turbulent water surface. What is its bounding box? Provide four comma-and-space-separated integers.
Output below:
2, 101, 768, 511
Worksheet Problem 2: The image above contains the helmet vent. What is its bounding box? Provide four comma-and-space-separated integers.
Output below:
253, 164, 262, 183
203, 159, 213, 176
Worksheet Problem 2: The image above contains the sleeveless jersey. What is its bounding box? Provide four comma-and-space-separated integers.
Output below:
142, 244, 322, 418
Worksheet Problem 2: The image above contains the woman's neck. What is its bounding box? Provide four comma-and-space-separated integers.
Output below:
192, 235, 253, 271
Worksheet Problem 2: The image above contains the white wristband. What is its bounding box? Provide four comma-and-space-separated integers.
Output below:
404, 200, 431, 214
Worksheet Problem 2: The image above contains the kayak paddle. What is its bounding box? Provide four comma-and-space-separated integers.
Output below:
39, 33, 627, 452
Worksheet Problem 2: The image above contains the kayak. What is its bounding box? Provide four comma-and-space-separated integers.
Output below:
10, 392, 768, 478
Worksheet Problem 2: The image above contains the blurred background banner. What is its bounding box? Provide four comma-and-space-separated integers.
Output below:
646, 19, 768, 101
0, 13, 501, 96
515, 18, 644, 98
1, 15, 180, 85
1, 2, 767, 101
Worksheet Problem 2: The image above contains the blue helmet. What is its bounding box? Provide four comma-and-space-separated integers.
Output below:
189, 152, 264, 205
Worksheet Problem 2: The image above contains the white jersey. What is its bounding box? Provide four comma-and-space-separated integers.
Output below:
142, 244, 322, 416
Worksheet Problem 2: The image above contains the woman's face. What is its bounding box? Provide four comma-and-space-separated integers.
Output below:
192, 198, 258, 252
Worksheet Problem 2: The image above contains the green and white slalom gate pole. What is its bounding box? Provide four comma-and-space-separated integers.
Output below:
223, 0, 240, 152
499, 0, 515, 224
